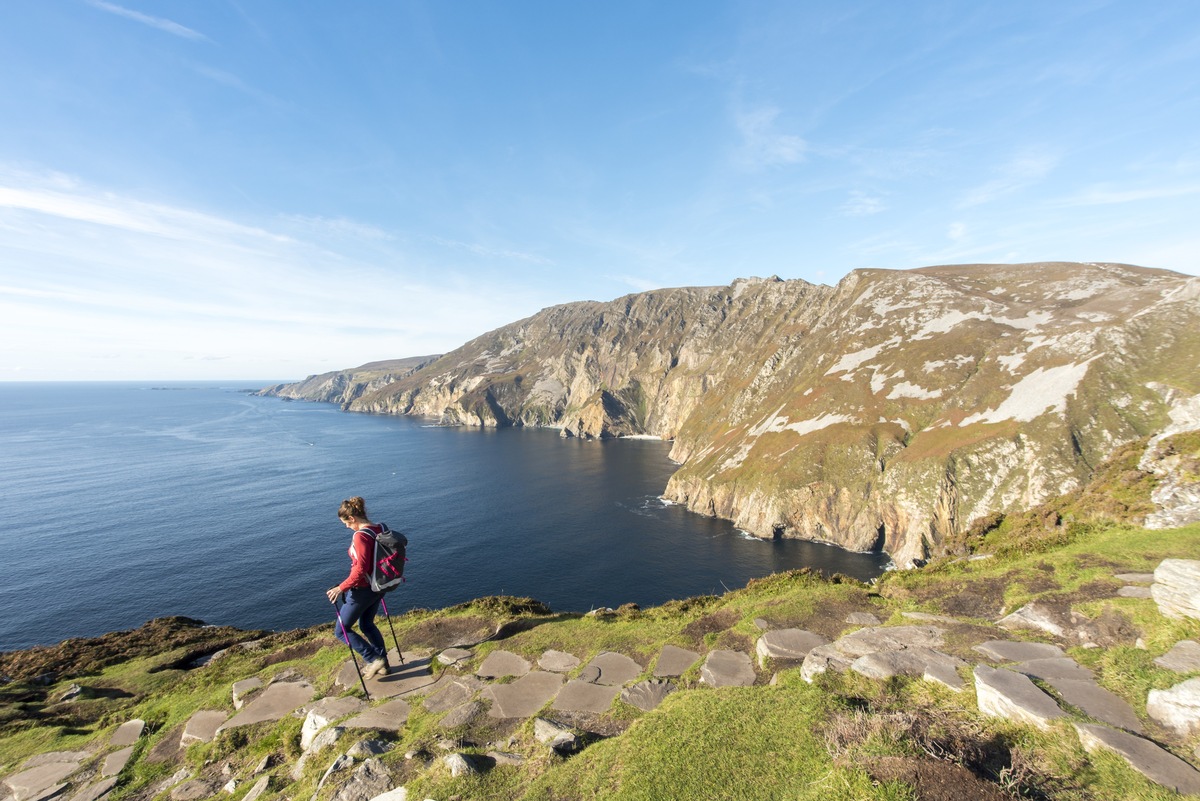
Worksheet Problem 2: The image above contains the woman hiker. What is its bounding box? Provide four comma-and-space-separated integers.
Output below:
326, 496, 389, 679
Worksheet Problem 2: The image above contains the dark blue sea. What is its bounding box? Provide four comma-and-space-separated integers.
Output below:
0, 382, 890, 651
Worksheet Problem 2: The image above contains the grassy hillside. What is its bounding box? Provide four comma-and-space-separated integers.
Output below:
3, 438, 1199, 801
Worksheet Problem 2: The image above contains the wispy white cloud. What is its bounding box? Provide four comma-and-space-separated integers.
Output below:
607, 274, 664, 293
734, 106, 807, 169
85, 0, 210, 42
959, 150, 1059, 208
1049, 184, 1200, 207
429, 236, 552, 266
840, 191, 887, 216
947, 222, 968, 241
0, 168, 560, 380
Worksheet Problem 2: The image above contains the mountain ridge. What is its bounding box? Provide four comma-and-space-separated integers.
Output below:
260, 262, 1200, 567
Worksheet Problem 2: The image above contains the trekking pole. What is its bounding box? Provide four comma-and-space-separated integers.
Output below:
333, 596, 371, 701
380, 597, 405, 666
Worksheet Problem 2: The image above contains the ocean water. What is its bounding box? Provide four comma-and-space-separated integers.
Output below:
0, 382, 890, 650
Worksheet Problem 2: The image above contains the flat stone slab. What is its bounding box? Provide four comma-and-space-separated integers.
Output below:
342, 698, 411, 731
101, 746, 134, 777
1147, 677, 1200, 736
850, 647, 965, 683
653, 645, 701, 677
1014, 658, 1094, 681
901, 612, 960, 624
476, 650, 531, 679
3, 758, 82, 801
1115, 572, 1155, 584
232, 677, 263, 709
755, 629, 828, 664
437, 648, 473, 666
1045, 678, 1144, 733
423, 676, 485, 714
802, 626, 946, 682
701, 650, 756, 687
68, 777, 118, 801
973, 640, 1066, 663
583, 652, 642, 686
552, 680, 621, 713
1118, 585, 1153, 599
438, 701, 483, 729
484, 671, 564, 718
621, 679, 676, 711
217, 680, 315, 733
845, 612, 880, 626
181, 710, 228, 745
974, 666, 1065, 731
1075, 723, 1200, 794
538, 650, 581, 673
110, 719, 145, 747
338, 651, 436, 698
1155, 640, 1200, 672
997, 603, 1066, 637
923, 661, 966, 692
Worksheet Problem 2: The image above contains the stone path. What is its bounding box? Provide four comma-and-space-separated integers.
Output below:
9, 559, 1200, 801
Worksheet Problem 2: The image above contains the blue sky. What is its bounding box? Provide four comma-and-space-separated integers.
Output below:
2, 1, 1198, 380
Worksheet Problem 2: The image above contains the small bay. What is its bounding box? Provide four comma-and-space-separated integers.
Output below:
0, 382, 889, 650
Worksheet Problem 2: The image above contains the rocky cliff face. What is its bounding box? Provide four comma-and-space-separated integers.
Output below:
267, 263, 1200, 566
258, 356, 440, 408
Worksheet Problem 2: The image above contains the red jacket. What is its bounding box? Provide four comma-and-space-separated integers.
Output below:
338, 524, 384, 592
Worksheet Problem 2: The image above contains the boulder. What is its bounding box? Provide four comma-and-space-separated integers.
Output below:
533, 718, 578, 752
1147, 677, 1200, 736
1154, 640, 1200, 673
331, 758, 394, 801
2, 756, 82, 801
1151, 559, 1200, 620
973, 666, 1065, 730
302, 697, 368, 750
700, 650, 756, 687
443, 754, 478, 777
1075, 723, 1200, 794
347, 740, 392, 759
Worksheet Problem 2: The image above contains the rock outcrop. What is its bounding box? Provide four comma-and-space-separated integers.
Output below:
264, 263, 1200, 566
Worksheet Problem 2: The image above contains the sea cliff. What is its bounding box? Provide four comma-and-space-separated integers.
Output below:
260, 262, 1200, 567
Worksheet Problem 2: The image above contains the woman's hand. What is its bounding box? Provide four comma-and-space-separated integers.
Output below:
326, 586, 342, 604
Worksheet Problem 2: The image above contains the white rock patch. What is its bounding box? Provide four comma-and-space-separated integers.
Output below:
887, 382, 943, 400
960, 359, 1097, 426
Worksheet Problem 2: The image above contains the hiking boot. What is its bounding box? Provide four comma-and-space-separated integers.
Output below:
363, 657, 387, 679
